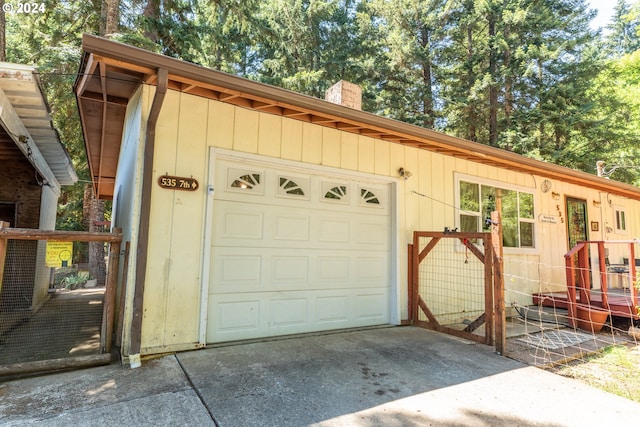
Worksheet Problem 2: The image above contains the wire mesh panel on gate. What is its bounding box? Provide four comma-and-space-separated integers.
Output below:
0, 239, 109, 366
413, 232, 493, 343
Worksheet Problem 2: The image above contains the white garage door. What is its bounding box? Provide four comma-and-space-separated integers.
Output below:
206, 158, 392, 343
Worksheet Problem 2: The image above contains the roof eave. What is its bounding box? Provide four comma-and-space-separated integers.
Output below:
79, 34, 640, 201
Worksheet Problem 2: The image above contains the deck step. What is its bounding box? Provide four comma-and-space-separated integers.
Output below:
514, 305, 571, 327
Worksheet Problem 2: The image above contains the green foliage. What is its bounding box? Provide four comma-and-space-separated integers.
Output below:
5, 0, 640, 210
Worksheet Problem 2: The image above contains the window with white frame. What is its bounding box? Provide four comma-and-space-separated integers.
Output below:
459, 180, 535, 248
614, 206, 626, 232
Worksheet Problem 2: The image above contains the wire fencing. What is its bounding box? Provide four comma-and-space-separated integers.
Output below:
502, 242, 639, 369
411, 231, 500, 349
0, 226, 122, 376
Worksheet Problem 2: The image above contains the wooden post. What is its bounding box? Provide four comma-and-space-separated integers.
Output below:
116, 241, 131, 348
0, 221, 8, 296
407, 244, 414, 323
565, 252, 577, 328
630, 242, 638, 313
577, 244, 590, 304
101, 228, 122, 354
484, 233, 494, 346
597, 242, 609, 310
491, 211, 505, 355
412, 232, 420, 324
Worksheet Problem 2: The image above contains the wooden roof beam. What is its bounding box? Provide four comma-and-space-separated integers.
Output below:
79, 90, 129, 105
336, 122, 363, 131
74, 54, 99, 97
311, 116, 337, 126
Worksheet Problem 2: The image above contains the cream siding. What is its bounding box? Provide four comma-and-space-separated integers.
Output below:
134, 90, 640, 353
340, 132, 359, 171
32, 186, 59, 309
112, 86, 147, 355
281, 118, 303, 161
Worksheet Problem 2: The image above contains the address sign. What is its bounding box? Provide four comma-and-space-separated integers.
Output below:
158, 175, 199, 191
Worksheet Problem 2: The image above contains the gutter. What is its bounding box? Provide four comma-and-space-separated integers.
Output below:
127, 68, 168, 367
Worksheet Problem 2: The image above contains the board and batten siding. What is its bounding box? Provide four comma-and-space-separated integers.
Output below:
130, 86, 640, 354
111, 86, 148, 357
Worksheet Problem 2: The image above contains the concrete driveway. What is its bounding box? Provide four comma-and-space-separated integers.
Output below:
1, 326, 639, 426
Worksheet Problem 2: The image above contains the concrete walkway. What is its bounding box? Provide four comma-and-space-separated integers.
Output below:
1, 326, 639, 426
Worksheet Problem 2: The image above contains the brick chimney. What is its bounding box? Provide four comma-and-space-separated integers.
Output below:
325, 80, 362, 110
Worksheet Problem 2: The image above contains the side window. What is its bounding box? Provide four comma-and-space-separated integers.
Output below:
458, 180, 535, 248
614, 207, 626, 233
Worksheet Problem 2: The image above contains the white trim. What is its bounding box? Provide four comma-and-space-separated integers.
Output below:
213, 147, 398, 185
455, 172, 536, 193
198, 147, 217, 345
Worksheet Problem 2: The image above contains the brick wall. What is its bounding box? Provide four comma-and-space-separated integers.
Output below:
0, 159, 42, 311
0, 159, 42, 228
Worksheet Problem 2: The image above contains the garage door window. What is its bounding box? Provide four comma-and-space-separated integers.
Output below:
323, 183, 348, 203
360, 188, 381, 206
278, 176, 308, 198
228, 168, 264, 194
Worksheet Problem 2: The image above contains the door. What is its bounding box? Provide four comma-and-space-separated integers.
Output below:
566, 198, 588, 250
205, 157, 393, 343
566, 198, 589, 288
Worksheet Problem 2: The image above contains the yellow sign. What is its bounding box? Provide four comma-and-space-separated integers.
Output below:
46, 242, 73, 267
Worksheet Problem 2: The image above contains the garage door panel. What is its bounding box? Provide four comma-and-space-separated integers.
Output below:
274, 215, 310, 241
214, 300, 261, 332
217, 206, 264, 240
355, 221, 390, 246
271, 256, 309, 284
271, 298, 308, 328
316, 296, 349, 323
357, 293, 388, 321
215, 254, 262, 287
318, 217, 350, 243
317, 256, 350, 282
356, 257, 389, 282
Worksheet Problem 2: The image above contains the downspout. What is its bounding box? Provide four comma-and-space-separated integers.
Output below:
128, 68, 168, 367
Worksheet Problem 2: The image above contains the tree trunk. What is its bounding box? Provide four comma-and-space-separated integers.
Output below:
100, 0, 120, 36
504, 23, 512, 130
420, 25, 435, 129
466, 24, 477, 142
143, 0, 160, 43
488, 7, 498, 146
83, 184, 106, 286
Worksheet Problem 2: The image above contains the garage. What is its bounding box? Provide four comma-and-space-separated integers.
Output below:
206, 156, 393, 343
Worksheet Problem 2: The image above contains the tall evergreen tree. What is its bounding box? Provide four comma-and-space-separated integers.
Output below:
606, 0, 640, 56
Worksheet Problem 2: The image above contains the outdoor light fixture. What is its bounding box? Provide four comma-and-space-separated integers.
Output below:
398, 167, 412, 180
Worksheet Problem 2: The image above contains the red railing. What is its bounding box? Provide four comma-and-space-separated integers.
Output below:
564, 240, 639, 327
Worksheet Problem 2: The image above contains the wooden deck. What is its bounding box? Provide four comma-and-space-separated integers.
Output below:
533, 289, 638, 319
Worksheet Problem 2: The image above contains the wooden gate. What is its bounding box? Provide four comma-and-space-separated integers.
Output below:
0, 224, 123, 376
411, 230, 505, 353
